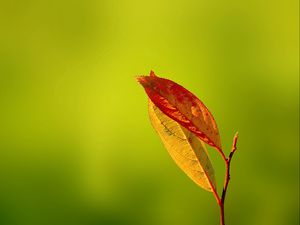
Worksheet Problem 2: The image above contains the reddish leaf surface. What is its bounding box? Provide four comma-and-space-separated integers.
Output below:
137, 71, 222, 151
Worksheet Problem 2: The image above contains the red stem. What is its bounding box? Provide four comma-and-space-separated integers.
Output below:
217, 132, 239, 225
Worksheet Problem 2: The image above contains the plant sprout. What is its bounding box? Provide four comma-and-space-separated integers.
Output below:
137, 71, 239, 225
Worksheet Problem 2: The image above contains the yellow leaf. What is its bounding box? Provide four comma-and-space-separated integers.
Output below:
148, 100, 217, 192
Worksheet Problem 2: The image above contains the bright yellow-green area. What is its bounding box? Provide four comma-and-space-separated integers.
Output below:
0, 0, 298, 225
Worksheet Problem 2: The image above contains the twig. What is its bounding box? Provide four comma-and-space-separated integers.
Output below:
218, 132, 239, 225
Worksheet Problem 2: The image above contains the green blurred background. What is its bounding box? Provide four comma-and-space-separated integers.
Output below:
0, 0, 298, 225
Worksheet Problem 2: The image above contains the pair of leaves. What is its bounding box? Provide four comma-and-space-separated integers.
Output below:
137, 71, 223, 192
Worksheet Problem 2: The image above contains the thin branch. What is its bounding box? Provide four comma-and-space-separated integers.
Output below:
218, 132, 239, 225
222, 132, 238, 203
216, 146, 228, 162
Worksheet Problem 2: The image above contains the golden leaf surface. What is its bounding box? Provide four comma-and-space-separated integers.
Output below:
148, 100, 217, 192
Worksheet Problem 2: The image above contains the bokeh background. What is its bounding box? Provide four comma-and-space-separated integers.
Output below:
0, 0, 298, 225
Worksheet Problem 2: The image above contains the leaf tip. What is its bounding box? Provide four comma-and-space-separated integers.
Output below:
136, 70, 156, 86
149, 70, 156, 77
234, 132, 239, 139
136, 75, 146, 84
231, 132, 239, 152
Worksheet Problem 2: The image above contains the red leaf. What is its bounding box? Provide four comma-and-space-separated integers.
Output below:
137, 71, 222, 151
